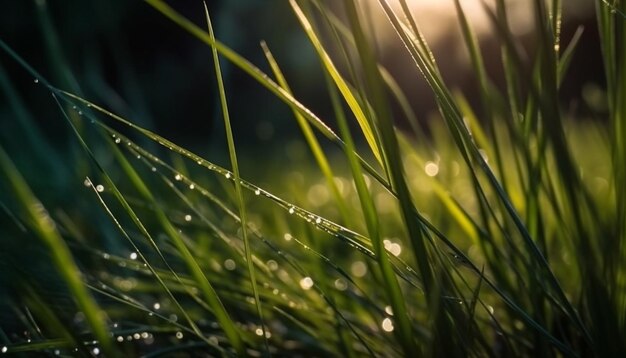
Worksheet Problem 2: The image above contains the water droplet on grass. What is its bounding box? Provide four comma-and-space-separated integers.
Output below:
188, 184, 195, 190
96, 185, 104, 192
175, 332, 183, 339
351, 261, 367, 277
129, 252, 138, 260
115, 137, 121, 144
225, 172, 231, 179
385, 305, 393, 315
92, 347, 100, 355
224, 259, 236, 270
425, 161, 439, 176
381, 317, 394, 332
1, 346, 7, 353
33, 78, 39, 83
334, 278, 347, 291
288, 207, 295, 214
184, 214, 192, 222
299, 277, 314, 290
255, 189, 261, 195
153, 303, 160, 310
175, 174, 182, 181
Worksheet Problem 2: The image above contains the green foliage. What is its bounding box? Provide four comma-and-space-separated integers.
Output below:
0, 0, 624, 356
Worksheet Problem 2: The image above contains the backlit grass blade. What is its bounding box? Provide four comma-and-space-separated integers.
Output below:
204, 3, 267, 354
289, 0, 383, 165
261, 41, 351, 224
331, 62, 418, 356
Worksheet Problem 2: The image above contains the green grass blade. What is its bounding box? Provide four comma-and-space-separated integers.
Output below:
260, 41, 351, 224
204, 3, 266, 354
0, 146, 116, 356
289, 0, 382, 165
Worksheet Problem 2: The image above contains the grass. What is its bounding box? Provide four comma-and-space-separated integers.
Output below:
0, 0, 624, 356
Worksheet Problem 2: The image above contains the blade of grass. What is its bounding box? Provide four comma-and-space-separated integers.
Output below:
204, 4, 268, 354
0, 145, 116, 356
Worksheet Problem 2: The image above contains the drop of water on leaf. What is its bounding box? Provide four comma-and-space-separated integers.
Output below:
175, 332, 183, 339
153, 303, 160, 310
92, 347, 100, 355
116, 336, 124, 342
381, 317, 394, 332
255, 189, 261, 195
96, 185, 104, 192
189, 184, 195, 190
299, 276, 314, 290
175, 174, 182, 181
33, 78, 39, 83
1, 346, 7, 353
129, 252, 138, 260
114, 138, 121, 144
224, 259, 236, 270
225, 173, 231, 179
288, 207, 295, 214
184, 214, 192, 222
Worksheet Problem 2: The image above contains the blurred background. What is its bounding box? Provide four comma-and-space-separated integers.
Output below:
0, 0, 605, 157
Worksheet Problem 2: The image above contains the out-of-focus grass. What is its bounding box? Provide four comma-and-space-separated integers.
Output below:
0, 0, 624, 356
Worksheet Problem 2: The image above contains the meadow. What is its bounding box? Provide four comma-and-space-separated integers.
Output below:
0, 0, 624, 356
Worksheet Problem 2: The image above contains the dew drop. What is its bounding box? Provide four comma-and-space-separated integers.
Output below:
283, 233, 292, 241
288, 207, 295, 214
184, 214, 192, 222
225, 173, 231, 179
175, 332, 183, 339
224, 259, 236, 270
424, 161, 439, 177
334, 278, 347, 291
189, 184, 195, 190
151, 167, 157, 172
385, 305, 394, 315
254, 189, 261, 195
175, 174, 182, 181
1, 346, 7, 353
381, 317, 394, 332
116, 336, 124, 343
78, 111, 83, 115
299, 276, 314, 290
133, 333, 140, 340
33, 78, 39, 83
315, 217, 322, 224
153, 303, 161, 310
83, 178, 91, 187
92, 347, 100, 355
351, 261, 367, 277
129, 252, 138, 260
255, 328, 263, 336
96, 185, 104, 192
114, 137, 121, 144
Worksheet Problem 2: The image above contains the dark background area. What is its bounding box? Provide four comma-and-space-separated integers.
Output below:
0, 0, 606, 159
